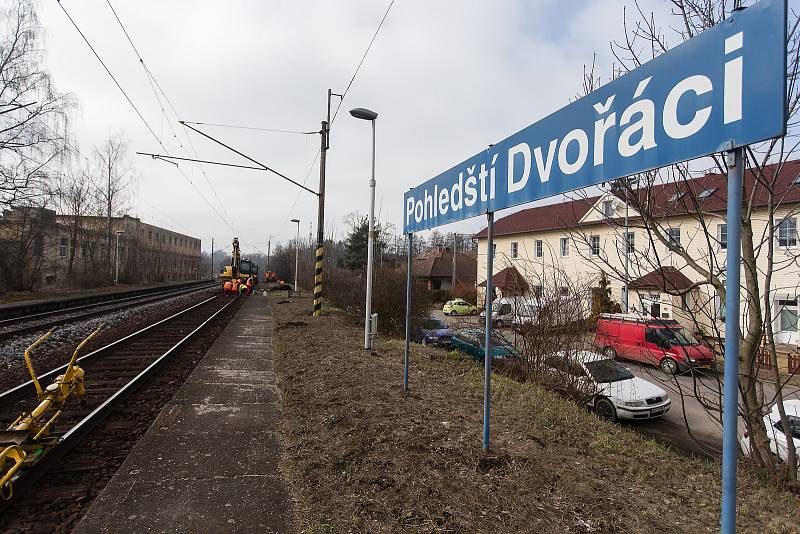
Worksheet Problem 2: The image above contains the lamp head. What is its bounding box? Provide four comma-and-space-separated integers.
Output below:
290, 218, 300, 223
349, 107, 378, 121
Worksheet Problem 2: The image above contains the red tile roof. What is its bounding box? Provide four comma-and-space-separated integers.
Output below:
475, 159, 800, 238
477, 266, 529, 291
629, 266, 694, 293
414, 247, 477, 283
474, 197, 599, 239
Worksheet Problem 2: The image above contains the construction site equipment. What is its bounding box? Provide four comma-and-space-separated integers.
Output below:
220, 237, 259, 284
0, 326, 102, 500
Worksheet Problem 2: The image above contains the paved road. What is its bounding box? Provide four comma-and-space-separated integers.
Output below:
430, 308, 800, 458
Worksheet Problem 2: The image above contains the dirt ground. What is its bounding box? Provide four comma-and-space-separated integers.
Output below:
272, 295, 800, 533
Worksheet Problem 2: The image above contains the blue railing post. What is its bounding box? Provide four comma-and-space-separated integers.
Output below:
483, 211, 495, 452
404, 233, 413, 392
721, 146, 743, 533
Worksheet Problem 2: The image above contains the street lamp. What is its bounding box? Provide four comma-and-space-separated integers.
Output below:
350, 107, 378, 350
290, 219, 300, 293
115, 230, 125, 285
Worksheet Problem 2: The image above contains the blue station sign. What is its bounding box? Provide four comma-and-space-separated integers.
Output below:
403, 0, 787, 234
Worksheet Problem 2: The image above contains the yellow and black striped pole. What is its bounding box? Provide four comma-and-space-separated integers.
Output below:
313, 244, 323, 316
313, 118, 329, 317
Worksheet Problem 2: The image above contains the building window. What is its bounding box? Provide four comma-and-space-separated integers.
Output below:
492, 243, 497, 256
535, 240, 543, 258
718, 223, 727, 250
560, 237, 569, 257
590, 235, 600, 256
59, 238, 67, 257
510, 242, 518, 258
717, 294, 726, 323
667, 227, 681, 248
778, 299, 798, 332
778, 217, 797, 247
603, 200, 614, 218
624, 232, 635, 254
148, 230, 152, 241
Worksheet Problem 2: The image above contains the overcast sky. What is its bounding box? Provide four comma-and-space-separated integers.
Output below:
36, 0, 675, 255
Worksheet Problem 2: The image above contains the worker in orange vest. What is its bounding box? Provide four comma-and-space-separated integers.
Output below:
246, 277, 253, 296
223, 279, 233, 297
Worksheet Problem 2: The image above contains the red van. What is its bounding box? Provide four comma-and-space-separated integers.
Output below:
595, 313, 715, 374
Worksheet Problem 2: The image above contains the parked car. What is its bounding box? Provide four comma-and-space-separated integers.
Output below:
414, 317, 453, 347
443, 299, 478, 316
479, 297, 534, 327
450, 328, 517, 359
547, 350, 671, 421
741, 399, 800, 476
595, 313, 715, 375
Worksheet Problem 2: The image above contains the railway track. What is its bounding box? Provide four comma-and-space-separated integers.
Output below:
0, 294, 242, 532
0, 281, 219, 342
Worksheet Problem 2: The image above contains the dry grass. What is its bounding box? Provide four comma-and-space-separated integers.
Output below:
273, 296, 799, 533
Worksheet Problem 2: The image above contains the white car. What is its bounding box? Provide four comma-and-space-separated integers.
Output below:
741, 399, 800, 475
548, 350, 671, 421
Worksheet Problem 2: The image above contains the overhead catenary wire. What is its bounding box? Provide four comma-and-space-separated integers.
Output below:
59, 0, 240, 241
330, 0, 396, 125
181, 121, 318, 135
284, 0, 396, 233
103, 0, 243, 237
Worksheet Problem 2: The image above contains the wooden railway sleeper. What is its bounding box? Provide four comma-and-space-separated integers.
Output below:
0, 325, 102, 499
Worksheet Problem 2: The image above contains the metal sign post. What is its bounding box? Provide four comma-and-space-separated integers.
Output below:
403, 233, 413, 392
721, 146, 744, 534
398, 1, 786, 503
483, 212, 495, 451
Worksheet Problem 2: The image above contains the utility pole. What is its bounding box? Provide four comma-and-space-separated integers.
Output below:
452, 233, 457, 290
211, 237, 214, 279
314, 89, 342, 317
267, 235, 272, 271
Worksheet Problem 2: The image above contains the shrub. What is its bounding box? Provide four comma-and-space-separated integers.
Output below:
325, 264, 431, 338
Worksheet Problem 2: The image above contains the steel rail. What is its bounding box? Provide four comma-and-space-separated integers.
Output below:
0, 280, 214, 322
0, 295, 237, 513
0, 282, 218, 342
0, 280, 216, 326
0, 294, 218, 405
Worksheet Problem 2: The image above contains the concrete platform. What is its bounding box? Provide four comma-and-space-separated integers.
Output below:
76, 294, 294, 533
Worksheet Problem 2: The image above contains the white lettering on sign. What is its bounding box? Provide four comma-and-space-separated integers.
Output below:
405, 28, 751, 230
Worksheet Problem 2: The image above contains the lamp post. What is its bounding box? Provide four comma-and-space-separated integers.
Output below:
290, 219, 300, 293
115, 230, 125, 285
350, 106, 378, 350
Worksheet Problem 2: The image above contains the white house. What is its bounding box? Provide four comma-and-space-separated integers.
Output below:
475, 160, 800, 350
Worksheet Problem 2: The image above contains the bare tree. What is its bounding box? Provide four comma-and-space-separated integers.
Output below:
0, 0, 73, 209
52, 162, 97, 280
92, 132, 134, 279
573, 0, 800, 482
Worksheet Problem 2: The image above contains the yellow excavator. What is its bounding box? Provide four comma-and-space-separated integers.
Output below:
219, 237, 242, 282
220, 237, 258, 284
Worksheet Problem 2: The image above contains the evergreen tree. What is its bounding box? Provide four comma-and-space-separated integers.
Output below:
591, 270, 622, 319
342, 215, 385, 270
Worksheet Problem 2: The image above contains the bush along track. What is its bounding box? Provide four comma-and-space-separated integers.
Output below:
273, 295, 800, 534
